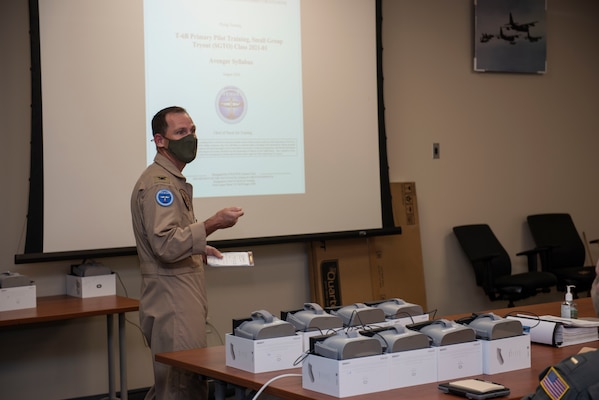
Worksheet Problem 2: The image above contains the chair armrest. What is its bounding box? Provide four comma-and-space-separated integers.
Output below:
516, 247, 547, 272
518, 246, 553, 272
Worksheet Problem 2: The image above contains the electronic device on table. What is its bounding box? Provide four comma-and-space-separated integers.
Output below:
438, 379, 510, 400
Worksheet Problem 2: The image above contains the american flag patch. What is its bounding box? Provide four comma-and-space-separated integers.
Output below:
540, 367, 569, 400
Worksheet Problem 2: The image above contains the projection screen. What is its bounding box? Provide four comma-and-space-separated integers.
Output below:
22, 0, 392, 258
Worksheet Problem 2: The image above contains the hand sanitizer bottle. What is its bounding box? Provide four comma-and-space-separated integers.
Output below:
560, 285, 578, 318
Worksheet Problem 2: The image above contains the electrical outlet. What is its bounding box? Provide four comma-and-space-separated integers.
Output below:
433, 143, 440, 159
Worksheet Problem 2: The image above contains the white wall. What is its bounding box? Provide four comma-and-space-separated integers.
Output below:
1, 0, 598, 399
382, 0, 599, 316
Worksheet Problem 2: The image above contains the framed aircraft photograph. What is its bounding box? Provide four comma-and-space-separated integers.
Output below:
474, 0, 546, 73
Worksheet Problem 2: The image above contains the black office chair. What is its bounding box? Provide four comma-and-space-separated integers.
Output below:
453, 224, 557, 307
526, 213, 596, 294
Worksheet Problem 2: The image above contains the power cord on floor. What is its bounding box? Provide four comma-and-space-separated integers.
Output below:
114, 270, 149, 348
251, 373, 302, 400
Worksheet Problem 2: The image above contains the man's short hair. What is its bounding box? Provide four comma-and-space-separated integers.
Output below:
151, 106, 188, 136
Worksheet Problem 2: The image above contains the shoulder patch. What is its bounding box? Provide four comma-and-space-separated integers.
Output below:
540, 367, 569, 400
156, 189, 174, 207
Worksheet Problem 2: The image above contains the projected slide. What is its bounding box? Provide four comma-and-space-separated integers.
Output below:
36, 0, 382, 252
144, 0, 304, 198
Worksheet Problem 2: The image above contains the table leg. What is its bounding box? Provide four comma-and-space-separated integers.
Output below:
214, 382, 251, 400
119, 312, 128, 400
213, 380, 227, 400
107, 314, 116, 400
234, 385, 251, 400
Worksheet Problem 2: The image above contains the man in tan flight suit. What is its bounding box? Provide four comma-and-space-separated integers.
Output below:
131, 106, 244, 400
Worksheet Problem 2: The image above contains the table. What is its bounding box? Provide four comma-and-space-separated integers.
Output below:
0, 295, 139, 400
156, 297, 598, 400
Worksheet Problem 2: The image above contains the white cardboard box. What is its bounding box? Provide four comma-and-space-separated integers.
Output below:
480, 335, 531, 374
0, 285, 36, 311
225, 333, 303, 373
388, 347, 438, 389
66, 274, 116, 298
302, 353, 390, 398
379, 313, 431, 328
436, 341, 483, 381
297, 330, 326, 353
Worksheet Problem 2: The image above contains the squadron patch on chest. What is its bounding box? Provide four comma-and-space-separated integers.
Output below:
180, 189, 192, 211
156, 189, 174, 207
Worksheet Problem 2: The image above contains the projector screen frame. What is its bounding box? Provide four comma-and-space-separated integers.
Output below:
16, 0, 397, 264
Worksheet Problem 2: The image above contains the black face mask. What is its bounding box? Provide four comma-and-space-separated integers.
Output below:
167, 135, 198, 163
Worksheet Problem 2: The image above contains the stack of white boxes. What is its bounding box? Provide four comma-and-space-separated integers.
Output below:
223, 302, 531, 398
302, 340, 484, 397
301, 316, 531, 397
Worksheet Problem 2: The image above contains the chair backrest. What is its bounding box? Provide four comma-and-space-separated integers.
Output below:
526, 213, 586, 270
453, 224, 511, 293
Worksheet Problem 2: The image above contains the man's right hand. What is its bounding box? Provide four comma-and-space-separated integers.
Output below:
205, 207, 244, 235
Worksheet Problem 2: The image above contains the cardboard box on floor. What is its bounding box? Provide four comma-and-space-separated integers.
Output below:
308, 182, 427, 309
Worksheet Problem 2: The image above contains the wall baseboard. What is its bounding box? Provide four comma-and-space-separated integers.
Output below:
68, 387, 149, 400
67, 381, 235, 400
